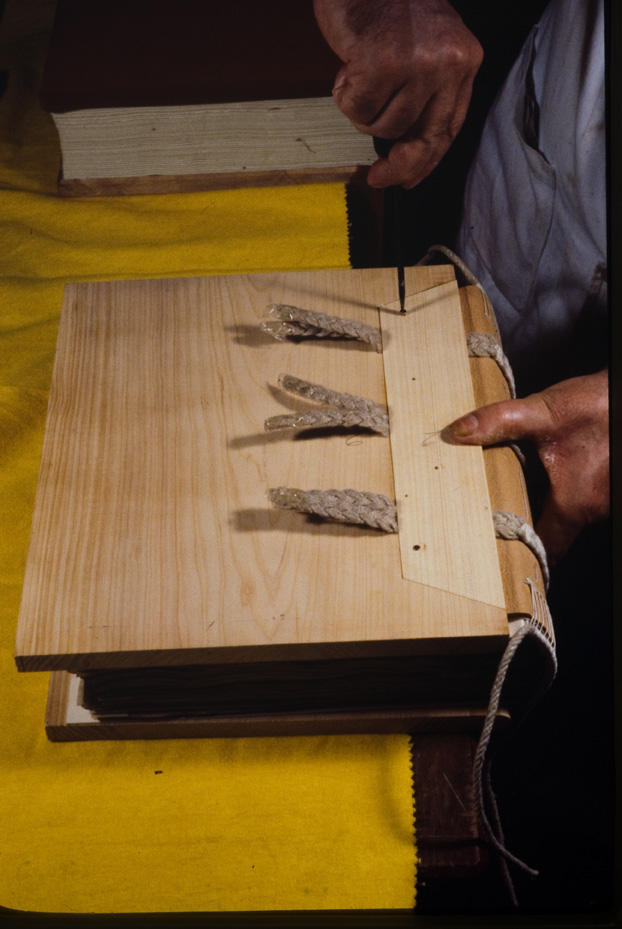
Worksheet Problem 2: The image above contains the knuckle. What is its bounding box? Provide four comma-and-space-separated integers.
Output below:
336, 80, 381, 123
340, 94, 377, 123
416, 32, 482, 75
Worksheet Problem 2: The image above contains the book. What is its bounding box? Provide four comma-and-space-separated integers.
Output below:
39, 0, 376, 197
14, 266, 552, 740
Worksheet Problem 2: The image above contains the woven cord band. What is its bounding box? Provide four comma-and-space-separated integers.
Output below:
262, 304, 382, 353
265, 374, 390, 436
268, 487, 398, 533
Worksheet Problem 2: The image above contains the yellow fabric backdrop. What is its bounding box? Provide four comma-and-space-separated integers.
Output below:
0, 0, 417, 914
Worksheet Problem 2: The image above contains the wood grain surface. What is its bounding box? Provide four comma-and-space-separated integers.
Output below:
54, 98, 376, 183
15, 268, 509, 672
381, 281, 506, 606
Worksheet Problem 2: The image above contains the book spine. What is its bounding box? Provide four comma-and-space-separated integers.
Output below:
459, 286, 552, 638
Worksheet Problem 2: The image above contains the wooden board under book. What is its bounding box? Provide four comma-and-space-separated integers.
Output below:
13, 265, 550, 740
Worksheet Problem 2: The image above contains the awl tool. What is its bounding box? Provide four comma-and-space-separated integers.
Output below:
373, 137, 406, 314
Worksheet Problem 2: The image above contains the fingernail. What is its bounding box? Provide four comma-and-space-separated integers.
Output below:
333, 73, 347, 92
447, 413, 478, 438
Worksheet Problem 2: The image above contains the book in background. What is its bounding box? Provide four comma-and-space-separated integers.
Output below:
39, 0, 376, 197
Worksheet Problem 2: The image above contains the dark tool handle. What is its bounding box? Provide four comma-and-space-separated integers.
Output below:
373, 136, 396, 158
372, 138, 406, 312
372, 136, 399, 264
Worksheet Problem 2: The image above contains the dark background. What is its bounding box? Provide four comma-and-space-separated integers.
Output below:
422, 1, 615, 916
348, 0, 616, 916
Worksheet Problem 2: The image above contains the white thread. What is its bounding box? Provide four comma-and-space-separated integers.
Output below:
507, 442, 527, 469
416, 244, 485, 289
473, 580, 557, 905
526, 577, 556, 648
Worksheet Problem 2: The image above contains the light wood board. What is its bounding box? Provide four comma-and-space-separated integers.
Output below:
15, 267, 509, 673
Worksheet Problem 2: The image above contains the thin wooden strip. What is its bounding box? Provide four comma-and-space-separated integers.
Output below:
380, 280, 505, 607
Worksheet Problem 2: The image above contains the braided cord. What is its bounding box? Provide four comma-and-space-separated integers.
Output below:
262, 304, 383, 353
268, 487, 398, 533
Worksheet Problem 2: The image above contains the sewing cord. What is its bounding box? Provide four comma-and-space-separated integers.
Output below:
466, 331, 516, 398
267, 487, 398, 533
416, 243, 485, 289
493, 511, 550, 590
265, 374, 389, 436
262, 304, 383, 352
473, 611, 558, 905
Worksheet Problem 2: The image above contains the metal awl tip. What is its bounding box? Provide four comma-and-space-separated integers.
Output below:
398, 266, 406, 314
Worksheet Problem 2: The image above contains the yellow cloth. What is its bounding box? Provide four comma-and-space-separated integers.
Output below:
0, 0, 417, 915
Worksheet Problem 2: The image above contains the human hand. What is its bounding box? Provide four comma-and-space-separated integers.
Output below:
443, 370, 610, 565
313, 0, 483, 188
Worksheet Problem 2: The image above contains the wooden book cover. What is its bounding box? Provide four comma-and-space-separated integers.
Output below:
14, 267, 548, 740
40, 0, 375, 195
